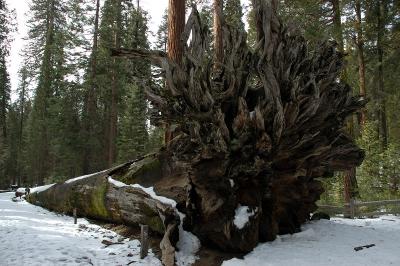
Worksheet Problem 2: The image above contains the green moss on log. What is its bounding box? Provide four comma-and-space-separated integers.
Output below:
139, 201, 165, 233
116, 156, 162, 186
90, 181, 109, 219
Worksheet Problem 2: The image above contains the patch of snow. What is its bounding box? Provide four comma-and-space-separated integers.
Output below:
223, 215, 400, 266
107, 176, 127, 188
249, 111, 255, 119
233, 205, 256, 229
0, 192, 161, 265
175, 212, 201, 266
64, 169, 107, 184
16, 187, 26, 193
130, 184, 177, 208
229, 179, 235, 187
31, 184, 55, 193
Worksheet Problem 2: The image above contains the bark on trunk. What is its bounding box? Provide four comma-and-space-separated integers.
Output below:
213, 0, 224, 65
165, 0, 186, 144
108, 0, 122, 166
83, 0, 100, 174
167, 0, 185, 65
331, 0, 344, 53
377, 0, 388, 149
355, 0, 367, 129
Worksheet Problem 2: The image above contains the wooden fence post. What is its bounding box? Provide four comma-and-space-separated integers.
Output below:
73, 208, 77, 224
140, 224, 149, 259
350, 199, 355, 219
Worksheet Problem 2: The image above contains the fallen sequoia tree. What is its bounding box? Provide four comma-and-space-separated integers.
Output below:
28, 0, 366, 264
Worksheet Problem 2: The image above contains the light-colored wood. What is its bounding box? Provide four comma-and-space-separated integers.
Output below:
352, 199, 400, 207
350, 198, 356, 219
318, 198, 400, 218
140, 224, 149, 259
73, 208, 77, 224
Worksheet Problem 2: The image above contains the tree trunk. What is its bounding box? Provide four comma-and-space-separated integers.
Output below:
27, 154, 182, 265
36, 0, 55, 185
165, 0, 185, 144
331, 0, 344, 53
167, 0, 185, 65
213, 0, 224, 65
108, 0, 122, 166
355, 0, 367, 129
331, 0, 359, 204
27, 159, 179, 235
17, 69, 28, 186
377, 0, 388, 149
83, 0, 100, 174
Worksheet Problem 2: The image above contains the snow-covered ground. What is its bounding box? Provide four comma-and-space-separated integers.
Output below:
224, 215, 400, 266
1, 189, 400, 266
0, 192, 161, 266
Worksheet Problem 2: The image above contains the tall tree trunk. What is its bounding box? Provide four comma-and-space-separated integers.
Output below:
0, 57, 7, 139
165, 0, 185, 143
377, 0, 388, 149
213, 0, 224, 65
355, 0, 367, 129
17, 69, 27, 186
332, 0, 358, 204
36, 0, 55, 185
108, 0, 122, 166
83, 0, 100, 173
331, 0, 344, 53
167, 0, 185, 65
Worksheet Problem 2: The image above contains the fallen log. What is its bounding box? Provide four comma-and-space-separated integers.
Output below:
27, 156, 181, 265
27, 160, 178, 235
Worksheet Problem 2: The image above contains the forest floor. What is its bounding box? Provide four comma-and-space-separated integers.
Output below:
1, 191, 400, 266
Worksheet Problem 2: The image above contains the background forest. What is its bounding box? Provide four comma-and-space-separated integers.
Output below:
0, 0, 399, 205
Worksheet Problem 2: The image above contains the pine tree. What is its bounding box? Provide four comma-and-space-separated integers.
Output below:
12, 67, 31, 186
81, 0, 102, 174
25, 0, 93, 183
156, 9, 168, 52
0, 0, 15, 187
96, 0, 125, 167
117, 2, 151, 162
0, 0, 14, 140
224, 0, 245, 31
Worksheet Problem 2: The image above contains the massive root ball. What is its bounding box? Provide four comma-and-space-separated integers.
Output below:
113, 0, 365, 253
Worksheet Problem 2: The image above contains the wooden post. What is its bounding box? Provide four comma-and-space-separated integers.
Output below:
73, 208, 77, 224
140, 224, 149, 259
350, 199, 355, 219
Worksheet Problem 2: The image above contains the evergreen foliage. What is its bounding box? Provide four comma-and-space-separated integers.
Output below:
224, 0, 245, 31
0, 0, 15, 187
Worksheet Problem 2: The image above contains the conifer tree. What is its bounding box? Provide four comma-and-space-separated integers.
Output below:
224, 0, 245, 31
82, 0, 102, 174
156, 9, 168, 52
0, 0, 15, 187
117, 2, 151, 161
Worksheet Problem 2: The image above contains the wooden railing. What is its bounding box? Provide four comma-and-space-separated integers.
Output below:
317, 199, 400, 218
